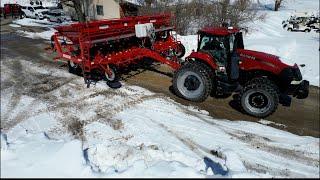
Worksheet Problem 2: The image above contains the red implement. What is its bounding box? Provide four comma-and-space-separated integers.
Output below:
50, 14, 182, 84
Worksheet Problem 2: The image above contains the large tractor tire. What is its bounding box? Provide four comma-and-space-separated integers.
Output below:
173, 61, 212, 102
239, 77, 279, 118
68, 61, 83, 76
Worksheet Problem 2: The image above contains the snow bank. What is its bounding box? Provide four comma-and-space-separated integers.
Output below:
1, 0, 319, 178
245, 0, 320, 86
13, 18, 52, 27
1, 58, 319, 178
17, 28, 56, 40
9, 24, 21, 28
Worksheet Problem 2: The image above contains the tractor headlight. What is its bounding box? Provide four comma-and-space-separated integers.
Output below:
218, 66, 226, 72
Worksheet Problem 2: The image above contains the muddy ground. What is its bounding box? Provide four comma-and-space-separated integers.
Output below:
1, 18, 319, 137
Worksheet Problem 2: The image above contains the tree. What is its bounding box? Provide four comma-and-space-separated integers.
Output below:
274, 0, 282, 11
136, 0, 264, 35
60, 0, 86, 22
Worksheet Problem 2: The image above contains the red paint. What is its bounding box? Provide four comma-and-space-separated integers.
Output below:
51, 14, 182, 75
186, 51, 218, 69
199, 27, 240, 36
237, 49, 291, 75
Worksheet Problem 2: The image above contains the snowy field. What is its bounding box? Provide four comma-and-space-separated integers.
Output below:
1, 57, 319, 178
1, 0, 320, 178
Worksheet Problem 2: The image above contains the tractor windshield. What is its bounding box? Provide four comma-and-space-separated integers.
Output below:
198, 32, 244, 66
198, 34, 229, 65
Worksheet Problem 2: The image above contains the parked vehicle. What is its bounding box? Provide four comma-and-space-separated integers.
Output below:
46, 9, 71, 23
284, 22, 311, 32
282, 13, 311, 32
1, 4, 22, 19
307, 17, 320, 30
48, 14, 309, 118
21, 5, 48, 19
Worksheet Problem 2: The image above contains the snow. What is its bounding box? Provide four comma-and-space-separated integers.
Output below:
17, 28, 56, 40
245, 0, 320, 86
13, 17, 72, 27
11, 18, 70, 40
9, 24, 21, 28
1, 0, 320, 178
13, 18, 53, 27
1, 57, 319, 178
259, 119, 287, 128
125, 0, 140, 5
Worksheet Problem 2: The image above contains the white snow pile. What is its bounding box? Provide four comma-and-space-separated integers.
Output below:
13, 17, 72, 27
178, 0, 320, 86
13, 18, 53, 27
1, 56, 319, 178
9, 24, 22, 28
17, 28, 56, 40
11, 18, 70, 40
258, 119, 287, 128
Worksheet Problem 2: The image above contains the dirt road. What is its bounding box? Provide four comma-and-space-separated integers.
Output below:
1, 19, 319, 137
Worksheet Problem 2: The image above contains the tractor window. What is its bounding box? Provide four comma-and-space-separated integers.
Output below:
199, 36, 211, 50
199, 35, 226, 51
198, 35, 229, 66
229, 35, 235, 52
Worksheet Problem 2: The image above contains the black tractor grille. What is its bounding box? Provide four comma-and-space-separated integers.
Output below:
292, 67, 302, 81
280, 67, 303, 85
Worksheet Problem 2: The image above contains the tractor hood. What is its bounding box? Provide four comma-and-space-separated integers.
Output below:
237, 49, 291, 73
237, 49, 280, 63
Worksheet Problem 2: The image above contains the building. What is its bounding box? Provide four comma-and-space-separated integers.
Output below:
83, 0, 139, 20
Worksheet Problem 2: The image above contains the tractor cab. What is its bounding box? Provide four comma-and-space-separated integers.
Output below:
197, 27, 244, 81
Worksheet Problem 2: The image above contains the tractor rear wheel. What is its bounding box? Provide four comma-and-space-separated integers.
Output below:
173, 62, 212, 102
68, 61, 82, 76
239, 77, 279, 118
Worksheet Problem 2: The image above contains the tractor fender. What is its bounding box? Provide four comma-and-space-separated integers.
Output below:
185, 51, 218, 70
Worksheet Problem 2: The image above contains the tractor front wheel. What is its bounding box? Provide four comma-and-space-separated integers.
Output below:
173, 62, 212, 102
239, 77, 279, 118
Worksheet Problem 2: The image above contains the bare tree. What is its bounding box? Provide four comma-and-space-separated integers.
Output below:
60, 0, 86, 22
138, 0, 264, 35
274, 0, 282, 11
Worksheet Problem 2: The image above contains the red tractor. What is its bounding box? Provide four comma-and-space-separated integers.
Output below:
172, 27, 309, 117
49, 15, 309, 118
